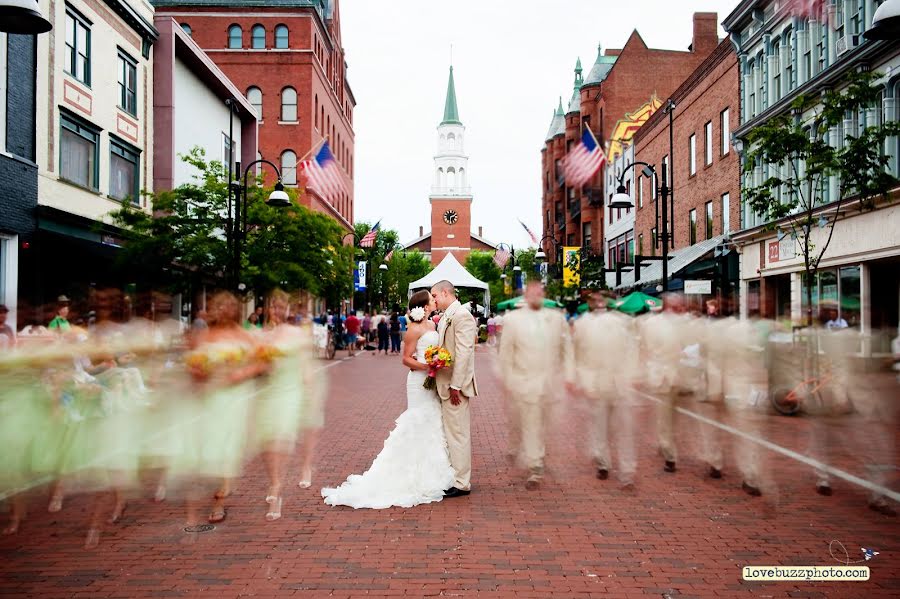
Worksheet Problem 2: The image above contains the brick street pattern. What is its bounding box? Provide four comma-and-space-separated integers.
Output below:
1, 346, 898, 598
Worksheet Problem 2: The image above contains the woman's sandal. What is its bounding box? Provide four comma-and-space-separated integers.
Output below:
265, 497, 282, 522
208, 507, 227, 523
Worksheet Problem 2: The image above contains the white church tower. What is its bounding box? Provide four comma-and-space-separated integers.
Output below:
431, 66, 471, 197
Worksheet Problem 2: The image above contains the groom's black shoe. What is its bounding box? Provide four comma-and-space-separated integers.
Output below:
443, 487, 471, 498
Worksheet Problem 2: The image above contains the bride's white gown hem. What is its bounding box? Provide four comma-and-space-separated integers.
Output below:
321, 330, 455, 509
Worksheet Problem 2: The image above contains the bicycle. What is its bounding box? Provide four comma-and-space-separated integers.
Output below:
771, 367, 832, 416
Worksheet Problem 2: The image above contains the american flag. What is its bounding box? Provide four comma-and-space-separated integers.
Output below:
563, 128, 606, 188
360, 221, 380, 248
493, 247, 511, 270
518, 219, 539, 245
384, 249, 394, 262
299, 141, 347, 205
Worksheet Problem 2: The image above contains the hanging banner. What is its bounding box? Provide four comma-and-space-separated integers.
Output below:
563, 246, 581, 287
539, 262, 549, 285
354, 261, 367, 291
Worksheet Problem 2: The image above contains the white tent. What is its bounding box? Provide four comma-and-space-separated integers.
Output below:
408, 253, 490, 309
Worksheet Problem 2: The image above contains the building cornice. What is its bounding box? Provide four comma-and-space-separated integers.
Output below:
107, 0, 159, 41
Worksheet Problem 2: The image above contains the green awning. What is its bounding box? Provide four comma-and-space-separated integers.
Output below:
610, 291, 662, 315
496, 296, 563, 311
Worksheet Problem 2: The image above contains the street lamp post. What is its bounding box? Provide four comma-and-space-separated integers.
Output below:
536, 235, 562, 280
495, 243, 517, 296
378, 262, 388, 311
228, 159, 291, 294
609, 99, 675, 292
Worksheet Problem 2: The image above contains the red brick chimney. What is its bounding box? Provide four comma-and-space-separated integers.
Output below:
691, 12, 719, 57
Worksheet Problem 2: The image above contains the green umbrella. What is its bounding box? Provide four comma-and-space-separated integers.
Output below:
610, 291, 662, 315
496, 296, 563, 311
577, 302, 590, 314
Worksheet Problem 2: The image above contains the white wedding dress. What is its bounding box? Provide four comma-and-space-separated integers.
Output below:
321, 330, 456, 509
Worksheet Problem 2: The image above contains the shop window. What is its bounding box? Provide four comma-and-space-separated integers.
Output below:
109, 138, 140, 204
59, 111, 99, 190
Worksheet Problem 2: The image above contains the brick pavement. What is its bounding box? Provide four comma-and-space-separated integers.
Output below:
1, 346, 898, 598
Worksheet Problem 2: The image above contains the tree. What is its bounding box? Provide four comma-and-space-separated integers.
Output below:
744, 71, 900, 326
464, 251, 503, 309
110, 147, 353, 302
382, 250, 431, 310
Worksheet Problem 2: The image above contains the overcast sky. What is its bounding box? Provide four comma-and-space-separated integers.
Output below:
341, 0, 740, 248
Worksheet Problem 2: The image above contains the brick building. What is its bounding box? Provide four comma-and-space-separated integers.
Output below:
540, 13, 720, 265
0, 31, 42, 330
612, 38, 741, 308
152, 0, 355, 232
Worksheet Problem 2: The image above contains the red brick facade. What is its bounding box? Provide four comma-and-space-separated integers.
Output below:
154, 0, 355, 232
541, 13, 720, 262
632, 39, 741, 257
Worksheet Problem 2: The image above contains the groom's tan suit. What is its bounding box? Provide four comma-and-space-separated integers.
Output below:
436, 300, 478, 491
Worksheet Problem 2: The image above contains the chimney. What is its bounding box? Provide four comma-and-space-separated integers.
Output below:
478, 226, 483, 237
419, 226, 424, 237
691, 12, 718, 57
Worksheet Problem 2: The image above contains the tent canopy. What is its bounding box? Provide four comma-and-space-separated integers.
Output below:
408, 253, 490, 308
496, 296, 563, 311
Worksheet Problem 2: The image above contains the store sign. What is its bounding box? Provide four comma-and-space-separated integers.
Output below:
684, 279, 712, 294
768, 238, 795, 263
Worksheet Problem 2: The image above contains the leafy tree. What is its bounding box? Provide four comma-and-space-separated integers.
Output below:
382, 250, 431, 311
110, 147, 353, 302
744, 71, 900, 326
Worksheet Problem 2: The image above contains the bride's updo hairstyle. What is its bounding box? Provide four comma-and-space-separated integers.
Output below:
407, 290, 431, 323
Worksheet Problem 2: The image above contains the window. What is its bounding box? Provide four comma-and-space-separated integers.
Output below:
704, 121, 713, 165
281, 87, 297, 122
222, 134, 235, 173
688, 134, 696, 175
59, 111, 99, 189
65, 8, 91, 85
650, 228, 657, 256
117, 51, 137, 116
638, 233, 643, 256
771, 38, 781, 102
721, 108, 730, 155
689, 209, 697, 245
274, 24, 288, 49
582, 222, 592, 250
721, 192, 730, 232
228, 25, 242, 49
662, 155, 669, 188
281, 150, 297, 185
705, 201, 713, 239
626, 232, 634, 263
247, 86, 262, 120
180, 23, 192, 36
637, 175, 643, 208
109, 138, 140, 204
251, 24, 265, 49
567, 234, 576, 246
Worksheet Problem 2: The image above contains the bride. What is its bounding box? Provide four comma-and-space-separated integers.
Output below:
321, 291, 455, 509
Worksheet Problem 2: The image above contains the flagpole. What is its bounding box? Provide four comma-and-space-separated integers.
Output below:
293, 136, 328, 168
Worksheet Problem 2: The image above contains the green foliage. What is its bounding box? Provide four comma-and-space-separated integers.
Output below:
110, 147, 353, 301
348, 222, 430, 312
743, 70, 900, 324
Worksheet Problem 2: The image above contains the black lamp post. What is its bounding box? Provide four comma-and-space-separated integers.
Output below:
609, 99, 675, 292
536, 235, 562, 280
495, 243, 517, 296
228, 159, 291, 293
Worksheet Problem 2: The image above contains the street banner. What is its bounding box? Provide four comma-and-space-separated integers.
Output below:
503, 277, 511, 297
355, 261, 367, 291
539, 262, 548, 285
684, 279, 712, 294
563, 246, 581, 287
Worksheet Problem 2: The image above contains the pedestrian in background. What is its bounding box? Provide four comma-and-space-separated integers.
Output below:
377, 313, 389, 355
344, 312, 360, 356
389, 312, 401, 354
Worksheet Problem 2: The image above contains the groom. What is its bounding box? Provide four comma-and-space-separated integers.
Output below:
431, 280, 478, 498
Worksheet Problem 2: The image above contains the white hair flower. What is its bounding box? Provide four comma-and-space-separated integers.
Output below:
408, 306, 426, 322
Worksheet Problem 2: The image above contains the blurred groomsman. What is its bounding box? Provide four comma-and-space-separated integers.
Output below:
638, 293, 701, 473
569, 291, 637, 486
498, 282, 572, 490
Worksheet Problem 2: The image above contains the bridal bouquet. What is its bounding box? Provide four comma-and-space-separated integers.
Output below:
422, 345, 453, 390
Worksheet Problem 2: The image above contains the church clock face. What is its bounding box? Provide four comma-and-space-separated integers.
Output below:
443, 209, 459, 225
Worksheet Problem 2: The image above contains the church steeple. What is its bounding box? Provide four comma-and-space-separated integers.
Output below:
441, 66, 462, 126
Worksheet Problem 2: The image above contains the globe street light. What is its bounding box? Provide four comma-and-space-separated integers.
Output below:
0, 0, 52, 33
865, 0, 900, 40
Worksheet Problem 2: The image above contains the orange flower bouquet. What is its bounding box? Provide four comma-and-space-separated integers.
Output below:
422, 345, 453, 390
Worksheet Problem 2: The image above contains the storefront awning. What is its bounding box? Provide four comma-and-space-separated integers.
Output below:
606, 234, 728, 291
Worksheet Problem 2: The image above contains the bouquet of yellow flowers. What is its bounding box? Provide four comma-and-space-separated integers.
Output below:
422, 345, 453, 390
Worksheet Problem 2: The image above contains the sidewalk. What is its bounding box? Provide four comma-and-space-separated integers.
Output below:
0, 346, 897, 598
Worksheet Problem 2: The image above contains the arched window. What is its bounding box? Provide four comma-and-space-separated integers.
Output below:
281, 150, 297, 185
447, 132, 456, 148
228, 24, 242, 49
181, 23, 192, 36
447, 166, 456, 190
459, 167, 465, 187
275, 24, 288, 49
251, 24, 265, 49
246, 87, 262, 120
437, 167, 444, 188
314, 95, 319, 129
281, 87, 297, 122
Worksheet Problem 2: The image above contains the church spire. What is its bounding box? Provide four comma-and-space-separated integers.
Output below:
441, 66, 462, 126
